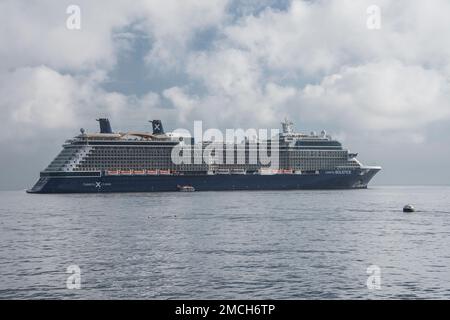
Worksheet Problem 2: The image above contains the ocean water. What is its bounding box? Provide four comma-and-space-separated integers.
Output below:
1, 186, 450, 299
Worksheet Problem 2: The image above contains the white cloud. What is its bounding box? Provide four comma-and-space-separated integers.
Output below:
140, 0, 229, 69
164, 48, 297, 127
187, 49, 261, 95
2, 0, 448, 135
163, 87, 197, 124
224, 0, 450, 77
0, 66, 163, 142
0, 0, 138, 72
297, 60, 450, 130
0, 0, 232, 140
0, 0, 229, 73
165, 0, 450, 134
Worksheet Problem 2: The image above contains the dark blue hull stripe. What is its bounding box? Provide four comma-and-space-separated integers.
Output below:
27, 169, 380, 193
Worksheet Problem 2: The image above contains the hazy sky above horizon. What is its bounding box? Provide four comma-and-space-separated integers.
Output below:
1, 0, 450, 190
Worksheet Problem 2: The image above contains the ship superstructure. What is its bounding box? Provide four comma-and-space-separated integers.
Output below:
28, 118, 381, 193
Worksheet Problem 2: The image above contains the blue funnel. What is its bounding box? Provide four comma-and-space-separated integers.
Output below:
150, 120, 164, 135
96, 118, 113, 133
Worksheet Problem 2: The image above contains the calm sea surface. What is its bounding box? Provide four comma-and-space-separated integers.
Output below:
1, 186, 450, 299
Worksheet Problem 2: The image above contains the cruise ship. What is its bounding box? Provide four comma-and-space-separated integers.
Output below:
27, 118, 381, 193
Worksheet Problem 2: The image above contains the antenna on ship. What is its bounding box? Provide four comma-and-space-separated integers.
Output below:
281, 117, 294, 135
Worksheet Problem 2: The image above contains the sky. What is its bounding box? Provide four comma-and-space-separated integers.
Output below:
1, 0, 450, 190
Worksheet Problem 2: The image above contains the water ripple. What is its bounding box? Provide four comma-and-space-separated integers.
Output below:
1, 186, 450, 299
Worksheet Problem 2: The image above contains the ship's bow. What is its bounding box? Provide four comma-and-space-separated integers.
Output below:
358, 166, 381, 188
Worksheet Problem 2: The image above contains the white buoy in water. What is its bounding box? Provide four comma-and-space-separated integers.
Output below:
403, 204, 415, 212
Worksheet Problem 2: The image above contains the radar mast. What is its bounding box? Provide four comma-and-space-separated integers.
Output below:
281, 118, 294, 135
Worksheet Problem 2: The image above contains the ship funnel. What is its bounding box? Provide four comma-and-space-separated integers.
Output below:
150, 120, 164, 135
96, 118, 113, 133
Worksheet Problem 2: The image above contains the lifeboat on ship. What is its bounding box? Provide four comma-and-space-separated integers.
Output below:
259, 168, 273, 175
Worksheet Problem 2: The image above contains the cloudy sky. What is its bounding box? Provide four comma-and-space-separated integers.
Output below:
1, 0, 450, 190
